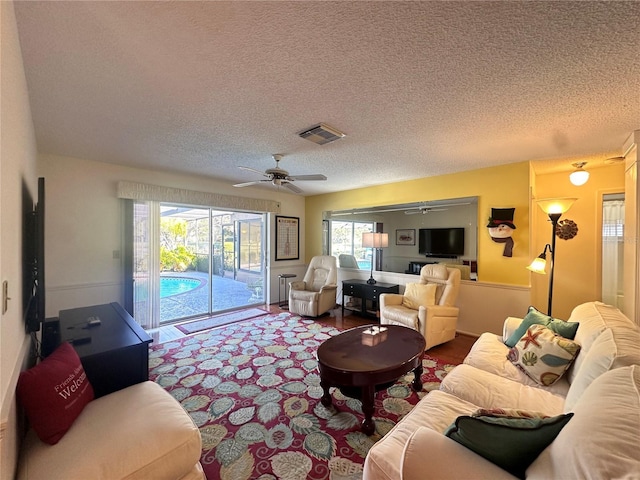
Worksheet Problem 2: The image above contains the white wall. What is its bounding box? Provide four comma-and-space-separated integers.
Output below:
1, 2, 39, 478
381, 204, 478, 273
38, 154, 307, 315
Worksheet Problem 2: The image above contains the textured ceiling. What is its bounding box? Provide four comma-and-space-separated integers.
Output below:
14, 1, 640, 196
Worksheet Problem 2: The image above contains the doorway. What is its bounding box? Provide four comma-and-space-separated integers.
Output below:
602, 194, 624, 308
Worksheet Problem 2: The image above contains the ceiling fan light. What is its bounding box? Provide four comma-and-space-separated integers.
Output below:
569, 162, 589, 186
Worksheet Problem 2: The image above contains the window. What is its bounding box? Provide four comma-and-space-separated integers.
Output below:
330, 221, 374, 270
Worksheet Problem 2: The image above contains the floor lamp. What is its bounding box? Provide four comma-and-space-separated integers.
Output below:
527, 198, 576, 316
362, 232, 388, 284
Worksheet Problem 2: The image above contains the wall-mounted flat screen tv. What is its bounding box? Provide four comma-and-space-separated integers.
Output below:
418, 227, 464, 258
23, 177, 45, 333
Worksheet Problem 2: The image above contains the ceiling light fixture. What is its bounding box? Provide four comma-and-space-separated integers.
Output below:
569, 162, 589, 186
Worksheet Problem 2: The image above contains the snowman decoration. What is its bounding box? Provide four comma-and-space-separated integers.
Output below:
487, 208, 516, 257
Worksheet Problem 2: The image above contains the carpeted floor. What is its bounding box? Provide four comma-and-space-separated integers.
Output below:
149, 312, 456, 480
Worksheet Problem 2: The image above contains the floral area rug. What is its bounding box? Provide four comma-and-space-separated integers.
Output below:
149, 312, 456, 480
176, 307, 270, 335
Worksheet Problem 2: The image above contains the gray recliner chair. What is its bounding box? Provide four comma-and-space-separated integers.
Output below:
338, 254, 359, 268
288, 255, 338, 317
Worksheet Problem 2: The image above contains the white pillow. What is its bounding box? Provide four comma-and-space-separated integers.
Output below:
564, 328, 614, 411
402, 283, 437, 310
527, 366, 640, 478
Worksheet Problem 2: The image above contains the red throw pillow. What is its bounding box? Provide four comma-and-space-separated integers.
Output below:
17, 342, 94, 444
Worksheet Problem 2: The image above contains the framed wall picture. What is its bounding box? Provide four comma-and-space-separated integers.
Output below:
275, 216, 300, 260
396, 229, 415, 245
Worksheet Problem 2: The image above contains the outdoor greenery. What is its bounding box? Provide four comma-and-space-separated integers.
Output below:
159, 213, 263, 275
160, 218, 196, 271
331, 220, 373, 261
160, 245, 196, 272
194, 254, 210, 273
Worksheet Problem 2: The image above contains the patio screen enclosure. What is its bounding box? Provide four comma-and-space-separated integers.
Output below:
125, 201, 266, 328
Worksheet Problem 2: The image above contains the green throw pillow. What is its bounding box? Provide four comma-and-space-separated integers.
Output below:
444, 413, 574, 479
505, 306, 579, 347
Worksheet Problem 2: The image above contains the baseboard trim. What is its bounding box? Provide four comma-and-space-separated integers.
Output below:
48, 281, 122, 292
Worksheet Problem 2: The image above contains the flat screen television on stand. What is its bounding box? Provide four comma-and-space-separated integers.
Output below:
23, 177, 45, 334
418, 227, 464, 258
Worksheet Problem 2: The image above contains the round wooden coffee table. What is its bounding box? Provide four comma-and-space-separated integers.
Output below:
317, 325, 426, 435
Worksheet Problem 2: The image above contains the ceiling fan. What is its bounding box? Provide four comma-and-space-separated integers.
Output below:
233, 154, 327, 194
404, 206, 448, 215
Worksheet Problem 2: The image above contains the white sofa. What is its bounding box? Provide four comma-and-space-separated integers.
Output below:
364, 301, 640, 479
17, 381, 204, 480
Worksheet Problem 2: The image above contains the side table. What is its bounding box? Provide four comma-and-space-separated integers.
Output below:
342, 279, 399, 319
278, 273, 296, 309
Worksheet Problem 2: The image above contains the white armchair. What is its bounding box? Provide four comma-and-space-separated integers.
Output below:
380, 264, 461, 350
288, 255, 338, 317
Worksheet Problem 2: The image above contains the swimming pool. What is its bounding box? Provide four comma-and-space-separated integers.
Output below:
160, 277, 202, 298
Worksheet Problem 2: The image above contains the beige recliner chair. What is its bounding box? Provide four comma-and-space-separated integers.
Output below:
288, 255, 338, 317
380, 264, 461, 350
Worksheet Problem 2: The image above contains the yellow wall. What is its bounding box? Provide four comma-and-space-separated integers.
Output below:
530, 163, 625, 319
306, 162, 531, 286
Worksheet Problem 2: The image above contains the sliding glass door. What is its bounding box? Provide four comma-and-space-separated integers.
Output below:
159, 205, 211, 321
132, 201, 266, 328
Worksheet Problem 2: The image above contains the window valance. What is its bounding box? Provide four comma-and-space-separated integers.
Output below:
116, 181, 281, 213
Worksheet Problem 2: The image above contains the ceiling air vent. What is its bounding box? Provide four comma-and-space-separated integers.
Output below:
298, 123, 346, 145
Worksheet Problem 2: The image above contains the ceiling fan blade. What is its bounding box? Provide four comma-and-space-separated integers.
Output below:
335, 206, 412, 215
286, 174, 327, 181
404, 207, 449, 215
283, 182, 303, 194
233, 180, 267, 188
236, 155, 325, 192
238, 166, 269, 177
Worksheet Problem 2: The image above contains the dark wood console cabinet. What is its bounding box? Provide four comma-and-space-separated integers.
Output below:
57, 302, 153, 398
342, 279, 399, 320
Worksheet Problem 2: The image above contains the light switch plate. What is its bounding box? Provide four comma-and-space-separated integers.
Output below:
2, 281, 9, 314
